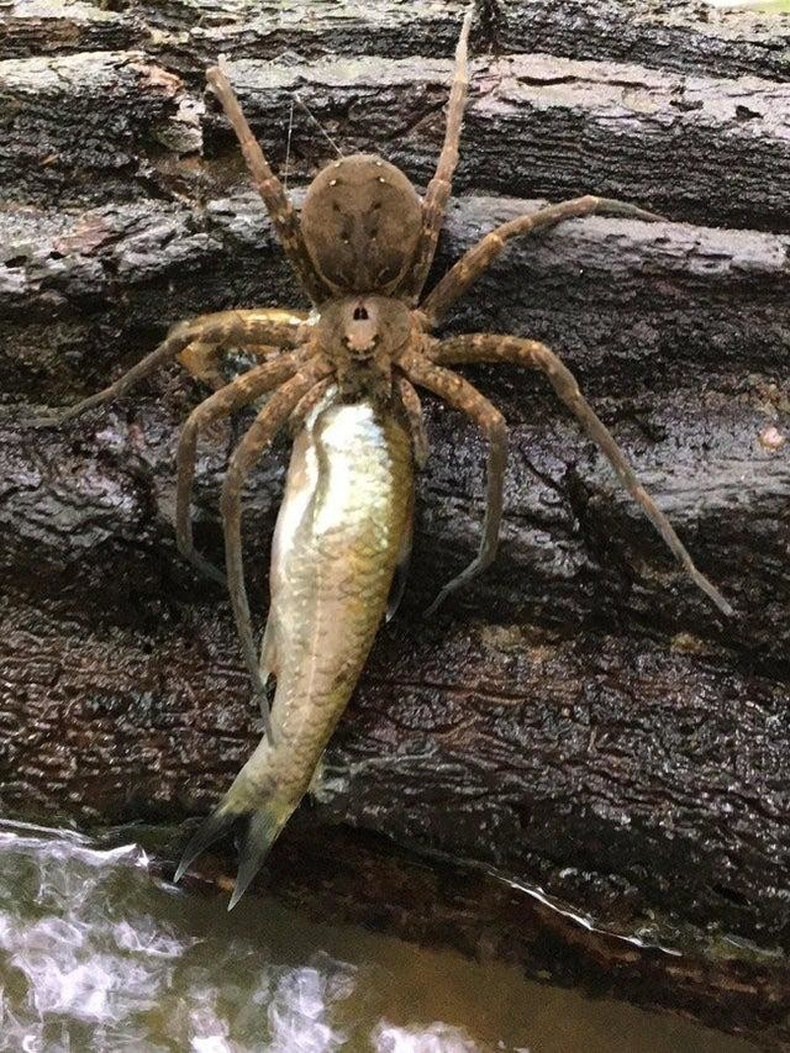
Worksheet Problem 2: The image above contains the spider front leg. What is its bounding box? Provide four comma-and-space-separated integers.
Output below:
175, 348, 309, 585
207, 68, 330, 305
398, 351, 507, 614
221, 357, 334, 744
39, 309, 309, 425
429, 333, 734, 616
421, 196, 663, 328
178, 308, 308, 388
287, 376, 338, 436
399, 6, 472, 302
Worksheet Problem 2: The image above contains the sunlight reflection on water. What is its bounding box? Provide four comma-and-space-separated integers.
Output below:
0, 820, 756, 1053
0, 822, 484, 1051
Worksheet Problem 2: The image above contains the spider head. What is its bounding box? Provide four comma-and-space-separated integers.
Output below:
300, 155, 422, 295
318, 295, 412, 402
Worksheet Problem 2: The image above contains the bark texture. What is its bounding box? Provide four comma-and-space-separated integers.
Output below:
1, 0, 789, 1045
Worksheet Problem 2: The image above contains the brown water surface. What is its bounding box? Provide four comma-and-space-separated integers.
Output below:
0, 820, 757, 1051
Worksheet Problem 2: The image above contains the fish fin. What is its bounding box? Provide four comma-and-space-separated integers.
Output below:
257, 617, 279, 724
386, 517, 413, 622
259, 615, 278, 682
307, 753, 327, 801
174, 799, 291, 909
228, 807, 290, 911
173, 806, 236, 884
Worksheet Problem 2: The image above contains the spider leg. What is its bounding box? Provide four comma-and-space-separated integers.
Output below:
175, 349, 308, 585
287, 376, 337, 435
421, 196, 663, 327
178, 308, 308, 387
207, 67, 330, 305
394, 374, 429, 469
429, 333, 734, 616
399, 6, 472, 302
40, 310, 309, 426
221, 357, 334, 743
398, 350, 507, 614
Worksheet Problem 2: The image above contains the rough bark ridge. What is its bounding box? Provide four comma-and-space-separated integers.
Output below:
1, 0, 789, 1045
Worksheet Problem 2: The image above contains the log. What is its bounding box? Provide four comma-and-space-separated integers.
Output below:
1, 0, 789, 1045
0, 0, 146, 58
4, 36, 790, 226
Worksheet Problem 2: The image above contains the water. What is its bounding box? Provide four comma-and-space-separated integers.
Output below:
0, 820, 757, 1052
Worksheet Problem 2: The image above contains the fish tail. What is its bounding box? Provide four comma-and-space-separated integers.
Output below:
228, 806, 290, 910
173, 806, 235, 884
173, 794, 293, 910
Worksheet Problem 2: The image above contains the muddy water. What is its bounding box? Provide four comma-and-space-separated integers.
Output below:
0, 820, 757, 1052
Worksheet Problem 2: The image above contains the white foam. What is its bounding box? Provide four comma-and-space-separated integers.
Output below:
373, 1021, 482, 1053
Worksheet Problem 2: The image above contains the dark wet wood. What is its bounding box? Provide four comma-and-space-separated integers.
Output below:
0, 0, 147, 58
3, 5, 790, 227
1, 0, 789, 1046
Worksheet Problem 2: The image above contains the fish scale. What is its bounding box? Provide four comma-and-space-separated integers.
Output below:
175, 389, 414, 908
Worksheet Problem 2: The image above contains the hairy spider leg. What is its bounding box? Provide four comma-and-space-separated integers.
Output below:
421, 196, 664, 327
431, 333, 734, 616
399, 350, 507, 614
178, 308, 308, 387
207, 67, 330, 305
287, 376, 338, 435
221, 358, 334, 744
394, 374, 429, 468
176, 349, 310, 586
400, 6, 472, 302
41, 310, 308, 425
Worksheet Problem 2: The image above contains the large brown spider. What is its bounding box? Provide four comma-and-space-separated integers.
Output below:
46, 11, 731, 736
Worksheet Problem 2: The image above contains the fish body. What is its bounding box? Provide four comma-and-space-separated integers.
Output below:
176, 388, 414, 907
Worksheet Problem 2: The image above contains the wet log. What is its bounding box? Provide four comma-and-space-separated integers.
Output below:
1, 0, 789, 1046
3, 30, 790, 226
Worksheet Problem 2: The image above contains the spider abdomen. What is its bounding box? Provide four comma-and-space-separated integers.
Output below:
300, 154, 422, 295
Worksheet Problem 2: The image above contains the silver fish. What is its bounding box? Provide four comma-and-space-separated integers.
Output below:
175, 388, 414, 907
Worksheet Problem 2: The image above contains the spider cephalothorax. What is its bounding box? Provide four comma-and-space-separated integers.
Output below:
44, 10, 732, 734
316, 296, 415, 402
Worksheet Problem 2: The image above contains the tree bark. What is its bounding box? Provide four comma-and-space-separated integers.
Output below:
1, 0, 789, 1046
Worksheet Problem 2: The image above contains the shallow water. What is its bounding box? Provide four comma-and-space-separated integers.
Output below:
0, 820, 757, 1052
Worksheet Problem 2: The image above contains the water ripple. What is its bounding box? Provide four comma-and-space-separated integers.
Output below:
0, 821, 485, 1052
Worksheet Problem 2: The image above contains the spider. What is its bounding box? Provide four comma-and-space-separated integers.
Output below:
45, 10, 732, 739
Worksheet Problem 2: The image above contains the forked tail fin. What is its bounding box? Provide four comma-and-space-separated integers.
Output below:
173, 798, 293, 910
229, 809, 290, 910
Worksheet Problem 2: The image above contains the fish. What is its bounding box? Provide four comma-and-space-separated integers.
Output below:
174, 386, 414, 908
